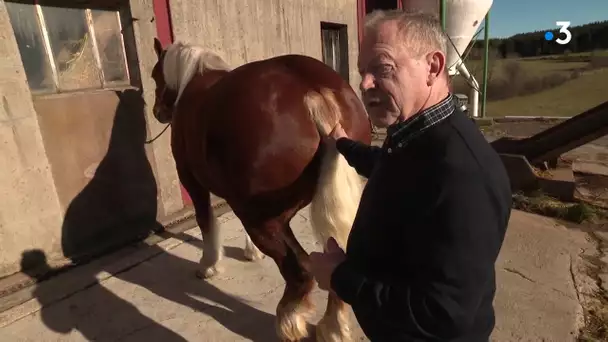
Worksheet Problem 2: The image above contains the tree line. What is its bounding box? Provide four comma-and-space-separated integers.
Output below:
468, 20, 608, 59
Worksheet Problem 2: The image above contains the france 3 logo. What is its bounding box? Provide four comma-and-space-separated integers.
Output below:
544, 21, 572, 45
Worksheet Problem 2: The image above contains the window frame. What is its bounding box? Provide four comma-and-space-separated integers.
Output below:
5, 0, 139, 96
320, 21, 350, 83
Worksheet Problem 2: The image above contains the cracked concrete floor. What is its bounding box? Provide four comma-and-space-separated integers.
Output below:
0, 208, 597, 341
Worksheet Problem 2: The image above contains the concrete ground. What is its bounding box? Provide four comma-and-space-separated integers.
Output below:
0, 206, 599, 341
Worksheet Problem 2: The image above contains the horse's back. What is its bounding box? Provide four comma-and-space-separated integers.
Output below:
207, 54, 370, 144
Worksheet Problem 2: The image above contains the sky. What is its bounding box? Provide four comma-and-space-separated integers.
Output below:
487, 0, 608, 38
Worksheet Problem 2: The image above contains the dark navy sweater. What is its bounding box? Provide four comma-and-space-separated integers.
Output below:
330, 105, 512, 341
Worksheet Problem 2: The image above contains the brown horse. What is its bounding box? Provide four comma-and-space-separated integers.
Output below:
151, 38, 371, 341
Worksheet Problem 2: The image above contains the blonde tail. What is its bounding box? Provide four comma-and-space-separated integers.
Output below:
303, 89, 364, 251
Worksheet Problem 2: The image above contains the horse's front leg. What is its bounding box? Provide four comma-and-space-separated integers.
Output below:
176, 167, 223, 279
194, 194, 223, 279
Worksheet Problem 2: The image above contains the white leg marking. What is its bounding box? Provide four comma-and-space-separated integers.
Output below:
243, 232, 265, 261
316, 300, 351, 342
276, 299, 314, 341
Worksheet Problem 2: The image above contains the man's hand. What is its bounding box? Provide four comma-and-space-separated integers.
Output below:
309, 237, 346, 291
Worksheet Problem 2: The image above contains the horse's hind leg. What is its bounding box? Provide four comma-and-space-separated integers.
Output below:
242, 215, 314, 341
176, 167, 223, 279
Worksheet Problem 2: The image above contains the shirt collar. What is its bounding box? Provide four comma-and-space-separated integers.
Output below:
384, 93, 456, 152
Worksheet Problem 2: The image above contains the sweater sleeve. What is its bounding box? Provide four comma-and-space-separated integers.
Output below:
330, 170, 508, 339
335, 137, 382, 178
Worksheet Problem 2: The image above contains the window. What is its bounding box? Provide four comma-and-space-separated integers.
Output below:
321, 22, 350, 82
365, 0, 402, 13
5, 1, 135, 94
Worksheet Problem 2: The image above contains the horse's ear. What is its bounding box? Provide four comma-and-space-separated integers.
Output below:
153, 38, 163, 58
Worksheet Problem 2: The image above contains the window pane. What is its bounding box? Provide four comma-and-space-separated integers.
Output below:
322, 29, 335, 69
5, 2, 56, 92
322, 29, 340, 72
331, 31, 341, 72
41, 5, 102, 91
91, 9, 129, 85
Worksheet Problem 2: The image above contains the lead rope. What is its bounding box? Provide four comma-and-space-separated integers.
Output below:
145, 122, 171, 144
145, 85, 173, 144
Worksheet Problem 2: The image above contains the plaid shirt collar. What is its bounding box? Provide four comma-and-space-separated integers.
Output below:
384, 93, 456, 153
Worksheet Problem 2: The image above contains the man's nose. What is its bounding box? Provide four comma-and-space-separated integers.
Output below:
359, 73, 375, 92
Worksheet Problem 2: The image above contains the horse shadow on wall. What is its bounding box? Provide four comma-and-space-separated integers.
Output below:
18, 89, 280, 341
60, 88, 160, 260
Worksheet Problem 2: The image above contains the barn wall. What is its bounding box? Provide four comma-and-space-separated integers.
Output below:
129, 0, 185, 219
31, 89, 163, 263
168, 0, 362, 95
0, 2, 64, 276
0, 0, 185, 278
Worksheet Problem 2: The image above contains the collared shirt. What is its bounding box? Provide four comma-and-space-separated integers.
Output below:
384, 93, 456, 153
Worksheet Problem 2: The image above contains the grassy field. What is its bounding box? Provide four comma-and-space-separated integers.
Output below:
453, 50, 608, 117
465, 58, 587, 79
486, 68, 608, 117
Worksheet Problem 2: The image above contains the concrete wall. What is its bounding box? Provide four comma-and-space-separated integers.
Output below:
129, 0, 184, 218
32, 89, 162, 263
0, 0, 185, 278
0, 2, 64, 276
169, 0, 362, 94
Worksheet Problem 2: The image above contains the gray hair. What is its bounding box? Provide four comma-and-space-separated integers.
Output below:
364, 10, 448, 58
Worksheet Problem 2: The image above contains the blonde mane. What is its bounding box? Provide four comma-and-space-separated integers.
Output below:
161, 41, 231, 106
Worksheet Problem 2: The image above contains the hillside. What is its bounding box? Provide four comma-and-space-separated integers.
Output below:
469, 20, 608, 59
451, 20, 608, 118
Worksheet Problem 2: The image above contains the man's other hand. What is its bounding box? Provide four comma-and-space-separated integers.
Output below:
310, 237, 346, 291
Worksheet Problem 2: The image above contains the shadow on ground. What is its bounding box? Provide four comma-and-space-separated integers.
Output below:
21, 242, 282, 341
17, 89, 283, 341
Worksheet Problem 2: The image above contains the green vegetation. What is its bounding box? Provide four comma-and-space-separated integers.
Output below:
452, 50, 608, 117
466, 57, 587, 79
485, 68, 608, 117
450, 20, 608, 118
511, 192, 605, 224
470, 20, 608, 58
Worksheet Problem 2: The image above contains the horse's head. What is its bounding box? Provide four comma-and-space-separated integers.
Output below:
151, 38, 174, 124
151, 38, 232, 124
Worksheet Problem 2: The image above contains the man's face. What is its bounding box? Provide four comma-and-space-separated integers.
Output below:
358, 22, 438, 127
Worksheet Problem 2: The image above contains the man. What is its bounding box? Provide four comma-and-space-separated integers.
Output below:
309, 10, 512, 341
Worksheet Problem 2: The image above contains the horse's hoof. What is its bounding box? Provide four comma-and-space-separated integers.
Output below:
316, 317, 352, 342
277, 302, 314, 342
195, 265, 223, 279
316, 330, 352, 342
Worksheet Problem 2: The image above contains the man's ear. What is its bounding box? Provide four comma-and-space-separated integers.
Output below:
427, 50, 446, 86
